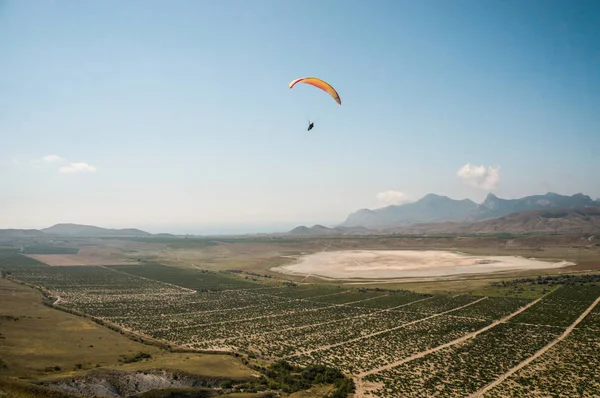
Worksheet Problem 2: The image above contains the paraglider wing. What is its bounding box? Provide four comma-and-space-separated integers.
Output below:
289, 77, 341, 105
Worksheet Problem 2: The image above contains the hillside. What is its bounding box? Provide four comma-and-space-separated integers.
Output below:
0, 229, 47, 239
391, 206, 600, 235
288, 224, 373, 236
340, 192, 600, 228
41, 223, 151, 237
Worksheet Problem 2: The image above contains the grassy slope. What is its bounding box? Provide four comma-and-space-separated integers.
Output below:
0, 278, 254, 382
0, 378, 76, 398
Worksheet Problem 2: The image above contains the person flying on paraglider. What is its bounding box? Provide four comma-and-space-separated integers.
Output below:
289, 76, 341, 132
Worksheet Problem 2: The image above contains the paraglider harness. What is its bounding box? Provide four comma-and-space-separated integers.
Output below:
307, 121, 314, 131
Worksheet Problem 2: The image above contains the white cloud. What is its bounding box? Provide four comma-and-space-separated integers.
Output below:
376, 190, 413, 207
457, 163, 500, 190
59, 162, 97, 174
30, 154, 97, 174
42, 154, 65, 163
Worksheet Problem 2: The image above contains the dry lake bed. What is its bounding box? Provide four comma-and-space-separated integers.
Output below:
272, 250, 574, 280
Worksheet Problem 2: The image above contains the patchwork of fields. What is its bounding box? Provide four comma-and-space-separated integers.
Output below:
3, 255, 600, 397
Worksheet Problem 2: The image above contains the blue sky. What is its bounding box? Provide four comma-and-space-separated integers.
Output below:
1, 0, 599, 233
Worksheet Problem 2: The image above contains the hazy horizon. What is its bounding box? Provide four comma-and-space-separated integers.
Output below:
12, 189, 599, 236
2, 0, 599, 231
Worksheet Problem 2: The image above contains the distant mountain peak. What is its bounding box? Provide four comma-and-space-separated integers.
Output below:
422, 193, 445, 199
482, 193, 502, 209
339, 192, 479, 228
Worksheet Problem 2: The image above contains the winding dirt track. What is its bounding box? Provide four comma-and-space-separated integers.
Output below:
468, 295, 600, 398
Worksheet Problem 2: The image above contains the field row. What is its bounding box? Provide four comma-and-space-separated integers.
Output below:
107, 293, 442, 349
363, 285, 600, 397
367, 323, 562, 397
483, 328, 600, 397
294, 315, 492, 375
509, 285, 600, 327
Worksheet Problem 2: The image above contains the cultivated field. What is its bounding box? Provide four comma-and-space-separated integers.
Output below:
24, 245, 139, 266
0, 276, 257, 397
24, 254, 135, 266
2, 238, 600, 397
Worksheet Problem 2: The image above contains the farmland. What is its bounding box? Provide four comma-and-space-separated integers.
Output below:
360, 285, 600, 397
482, 327, 600, 397
0, 276, 258, 398
2, 240, 600, 397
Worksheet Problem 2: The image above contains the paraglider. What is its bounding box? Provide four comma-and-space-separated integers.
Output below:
288, 77, 341, 105
289, 77, 341, 132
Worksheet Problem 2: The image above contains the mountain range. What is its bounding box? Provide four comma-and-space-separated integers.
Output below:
386, 206, 600, 235
340, 192, 600, 228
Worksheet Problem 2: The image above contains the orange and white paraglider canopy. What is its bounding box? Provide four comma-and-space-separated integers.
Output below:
289, 77, 341, 105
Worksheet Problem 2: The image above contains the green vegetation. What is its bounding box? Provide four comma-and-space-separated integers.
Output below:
0, 251, 48, 269
442, 273, 600, 300
296, 313, 491, 374
509, 285, 600, 326
122, 236, 223, 249
259, 360, 354, 397
492, 273, 600, 288
361, 281, 600, 397
470, 281, 554, 299
119, 351, 152, 364
20, 245, 79, 255
382, 275, 552, 298
449, 296, 532, 320
111, 263, 266, 291
367, 323, 562, 397
483, 328, 600, 397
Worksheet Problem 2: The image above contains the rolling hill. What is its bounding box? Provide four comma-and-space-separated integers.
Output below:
0, 229, 48, 239
41, 223, 152, 238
